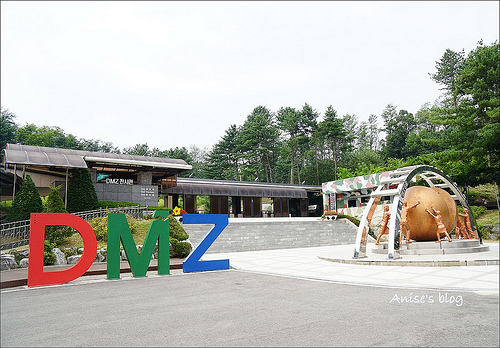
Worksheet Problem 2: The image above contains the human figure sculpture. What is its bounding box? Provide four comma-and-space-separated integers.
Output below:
361, 196, 381, 244
455, 216, 470, 239
458, 208, 477, 239
425, 207, 453, 242
399, 200, 420, 244
375, 205, 391, 245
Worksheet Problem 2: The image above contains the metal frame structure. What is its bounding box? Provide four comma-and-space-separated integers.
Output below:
351, 165, 478, 259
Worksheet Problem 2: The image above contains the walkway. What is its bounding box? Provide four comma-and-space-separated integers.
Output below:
202, 242, 499, 294
1, 243, 498, 293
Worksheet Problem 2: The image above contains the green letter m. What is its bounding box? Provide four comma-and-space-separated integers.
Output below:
107, 213, 170, 279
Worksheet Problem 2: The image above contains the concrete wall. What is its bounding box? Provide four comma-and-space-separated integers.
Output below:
182, 217, 358, 254
95, 183, 158, 206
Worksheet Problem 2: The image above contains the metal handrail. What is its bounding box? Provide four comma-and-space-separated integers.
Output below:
0, 206, 147, 251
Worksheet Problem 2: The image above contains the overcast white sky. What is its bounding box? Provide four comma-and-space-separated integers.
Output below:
1, 1, 499, 152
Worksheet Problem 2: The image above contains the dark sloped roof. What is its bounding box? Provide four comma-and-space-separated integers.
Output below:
3, 144, 191, 170
165, 182, 307, 198
164, 178, 317, 198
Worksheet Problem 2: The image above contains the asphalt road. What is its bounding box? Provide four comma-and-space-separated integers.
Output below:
1, 269, 499, 347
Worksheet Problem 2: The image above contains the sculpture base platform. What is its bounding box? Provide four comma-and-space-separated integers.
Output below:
373, 239, 489, 255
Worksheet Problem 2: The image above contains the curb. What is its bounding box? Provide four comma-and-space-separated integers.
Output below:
318, 256, 500, 267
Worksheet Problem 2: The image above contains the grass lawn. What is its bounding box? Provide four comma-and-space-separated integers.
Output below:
476, 209, 500, 226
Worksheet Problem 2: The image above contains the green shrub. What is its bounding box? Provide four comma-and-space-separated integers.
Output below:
44, 251, 56, 266
147, 206, 173, 212
168, 216, 188, 241
44, 241, 56, 252
477, 224, 493, 240
89, 214, 138, 242
468, 184, 497, 202
172, 241, 192, 258
470, 206, 487, 219
337, 214, 361, 226
8, 249, 23, 265
63, 248, 75, 259
5, 175, 43, 222
44, 186, 74, 245
96, 201, 139, 209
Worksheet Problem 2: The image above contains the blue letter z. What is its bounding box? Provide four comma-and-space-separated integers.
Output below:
182, 214, 230, 273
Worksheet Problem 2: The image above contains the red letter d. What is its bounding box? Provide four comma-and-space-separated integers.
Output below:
28, 213, 97, 287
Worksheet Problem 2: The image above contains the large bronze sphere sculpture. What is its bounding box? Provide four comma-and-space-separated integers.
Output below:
403, 186, 457, 242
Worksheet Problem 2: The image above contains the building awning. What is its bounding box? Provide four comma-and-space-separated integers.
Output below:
2, 144, 192, 175
164, 178, 312, 198
0, 169, 23, 200
322, 172, 390, 194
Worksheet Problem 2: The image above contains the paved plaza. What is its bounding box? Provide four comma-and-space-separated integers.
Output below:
1, 243, 499, 347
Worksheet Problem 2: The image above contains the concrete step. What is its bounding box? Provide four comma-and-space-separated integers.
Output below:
373, 240, 490, 255
183, 218, 358, 253
406, 239, 480, 249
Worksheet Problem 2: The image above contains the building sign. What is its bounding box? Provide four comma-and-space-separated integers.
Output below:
105, 178, 134, 185
27, 213, 229, 287
140, 186, 155, 197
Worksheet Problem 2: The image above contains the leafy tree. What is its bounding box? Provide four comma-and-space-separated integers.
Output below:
367, 114, 380, 151
317, 106, 346, 180
204, 124, 241, 180
238, 106, 279, 182
340, 148, 385, 177
123, 143, 151, 156
1, 107, 18, 161
431, 41, 499, 186
430, 48, 465, 108
67, 168, 98, 213
188, 145, 208, 179
159, 146, 192, 162
402, 103, 449, 158
15, 124, 79, 149
277, 103, 319, 184
5, 175, 43, 222
44, 186, 73, 245
276, 106, 301, 183
381, 105, 416, 160
78, 138, 120, 153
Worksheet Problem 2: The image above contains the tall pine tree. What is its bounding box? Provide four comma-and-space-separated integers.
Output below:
5, 175, 43, 222
67, 168, 98, 213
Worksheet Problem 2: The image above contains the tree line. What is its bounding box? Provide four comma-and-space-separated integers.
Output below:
1, 40, 498, 190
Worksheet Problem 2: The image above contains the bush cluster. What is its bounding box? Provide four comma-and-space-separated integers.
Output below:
167, 216, 192, 258
469, 205, 487, 219
89, 214, 138, 242
168, 216, 189, 241
44, 186, 73, 245
96, 201, 139, 209
172, 241, 192, 258
44, 241, 56, 266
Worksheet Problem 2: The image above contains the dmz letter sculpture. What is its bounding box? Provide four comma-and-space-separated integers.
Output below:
28, 213, 97, 287
27, 212, 230, 287
107, 213, 170, 279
